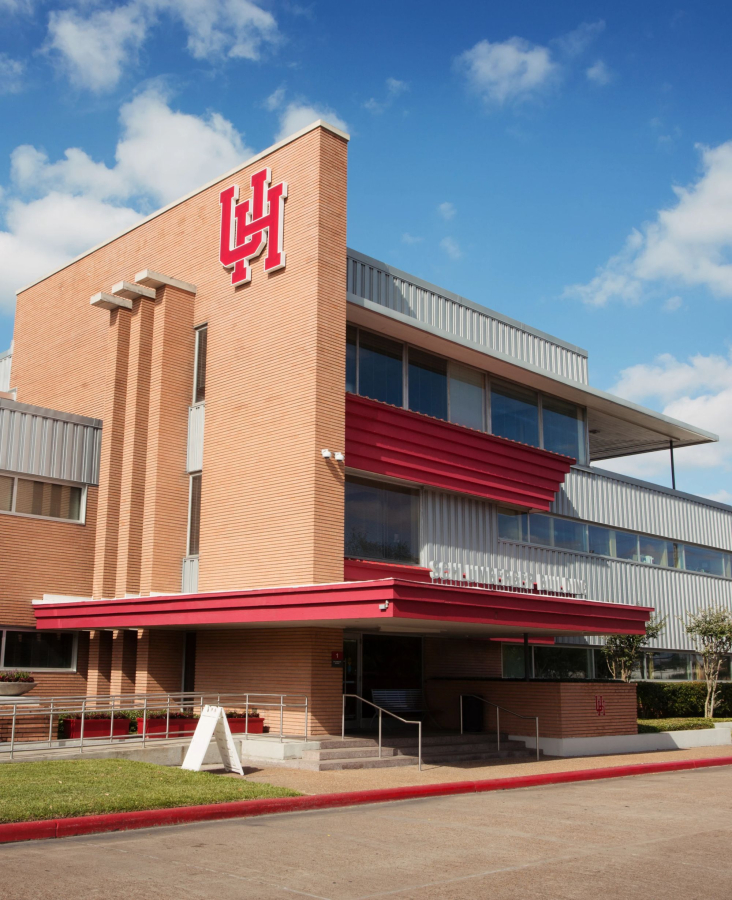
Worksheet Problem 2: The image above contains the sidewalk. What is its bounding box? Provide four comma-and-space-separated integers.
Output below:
229, 744, 732, 794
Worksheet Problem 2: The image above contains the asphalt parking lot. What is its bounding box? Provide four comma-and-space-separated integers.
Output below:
2, 767, 731, 899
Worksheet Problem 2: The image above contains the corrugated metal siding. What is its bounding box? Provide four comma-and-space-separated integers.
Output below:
348, 250, 589, 384
0, 405, 101, 485
419, 487, 732, 652
0, 352, 11, 392
187, 404, 204, 473
552, 467, 732, 551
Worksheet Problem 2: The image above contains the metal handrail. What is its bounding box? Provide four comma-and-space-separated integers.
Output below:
342, 693, 422, 771
459, 694, 540, 762
0, 690, 310, 757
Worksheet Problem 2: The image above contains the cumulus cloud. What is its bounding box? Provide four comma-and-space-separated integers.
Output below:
438, 202, 456, 221
266, 88, 348, 141
0, 87, 250, 313
605, 350, 732, 484
455, 37, 558, 105
46, 0, 279, 92
553, 20, 605, 58
0, 53, 25, 94
586, 60, 612, 85
663, 295, 683, 312
565, 141, 732, 306
364, 77, 409, 114
440, 237, 463, 260
402, 233, 423, 245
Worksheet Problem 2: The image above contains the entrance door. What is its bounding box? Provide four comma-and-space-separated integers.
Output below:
361, 634, 422, 701
343, 637, 359, 721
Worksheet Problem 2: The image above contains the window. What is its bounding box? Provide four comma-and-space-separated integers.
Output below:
188, 474, 202, 556
408, 349, 447, 420
588, 524, 612, 556
542, 395, 585, 462
358, 332, 403, 407
646, 652, 690, 681
194, 326, 207, 404
638, 536, 672, 567
345, 476, 419, 564
613, 530, 639, 561
534, 646, 590, 679
10, 478, 82, 522
0, 475, 12, 512
683, 544, 727, 577
346, 325, 357, 393
502, 644, 526, 678
528, 514, 552, 547
449, 364, 484, 430
497, 508, 527, 542
490, 381, 540, 447
2, 630, 76, 670
693, 654, 731, 682
552, 518, 587, 553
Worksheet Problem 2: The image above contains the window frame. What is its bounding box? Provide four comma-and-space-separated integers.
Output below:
0, 472, 87, 525
0, 627, 79, 673
344, 473, 422, 566
187, 472, 202, 558
192, 324, 208, 407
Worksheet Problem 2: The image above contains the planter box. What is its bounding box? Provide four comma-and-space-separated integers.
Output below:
0, 682, 36, 697
227, 717, 264, 734
136, 717, 197, 738
62, 718, 130, 740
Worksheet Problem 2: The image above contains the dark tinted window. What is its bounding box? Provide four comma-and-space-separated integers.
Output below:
542, 395, 584, 461
490, 381, 539, 447
358, 332, 403, 407
346, 325, 357, 393
408, 349, 447, 419
4, 631, 75, 669
188, 474, 202, 556
194, 327, 207, 404
345, 477, 419, 564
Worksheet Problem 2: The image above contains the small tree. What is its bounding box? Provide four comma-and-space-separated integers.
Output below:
602, 616, 665, 682
685, 606, 732, 718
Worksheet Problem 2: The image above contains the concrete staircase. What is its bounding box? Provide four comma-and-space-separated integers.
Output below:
299, 733, 537, 771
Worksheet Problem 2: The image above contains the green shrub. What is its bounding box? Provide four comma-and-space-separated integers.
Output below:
636, 681, 732, 718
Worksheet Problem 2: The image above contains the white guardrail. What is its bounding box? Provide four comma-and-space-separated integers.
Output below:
0, 690, 309, 759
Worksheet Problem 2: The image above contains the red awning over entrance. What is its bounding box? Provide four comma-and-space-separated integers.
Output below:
33, 578, 651, 638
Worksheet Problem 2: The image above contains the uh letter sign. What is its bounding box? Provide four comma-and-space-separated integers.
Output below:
219, 166, 288, 286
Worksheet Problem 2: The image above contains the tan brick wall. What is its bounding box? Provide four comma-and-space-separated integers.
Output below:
195, 627, 344, 735
134, 629, 185, 695
425, 678, 638, 738
424, 638, 502, 680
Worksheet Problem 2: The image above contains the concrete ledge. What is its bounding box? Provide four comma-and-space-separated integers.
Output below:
512, 728, 732, 757
2, 754, 731, 845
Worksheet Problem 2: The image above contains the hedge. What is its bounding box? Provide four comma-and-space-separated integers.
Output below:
636, 681, 732, 718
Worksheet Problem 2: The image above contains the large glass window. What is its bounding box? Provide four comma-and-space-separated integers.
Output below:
449, 364, 484, 430
614, 530, 639, 561
408, 349, 447, 419
528, 514, 552, 547
14, 479, 82, 521
345, 477, 419, 564
194, 326, 207, 404
542, 396, 585, 462
638, 536, 672, 567
490, 381, 540, 447
0, 475, 12, 512
588, 524, 612, 556
647, 652, 690, 681
552, 518, 588, 553
358, 332, 403, 407
497, 508, 527, 542
3, 631, 75, 669
346, 325, 357, 393
188, 474, 202, 556
534, 646, 590, 679
683, 544, 727, 577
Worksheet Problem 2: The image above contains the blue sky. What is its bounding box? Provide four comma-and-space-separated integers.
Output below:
0, 1, 731, 501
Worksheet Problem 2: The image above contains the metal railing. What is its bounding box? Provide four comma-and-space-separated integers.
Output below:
0, 690, 309, 759
459, 694, 540, 761
342, 693, 422, 771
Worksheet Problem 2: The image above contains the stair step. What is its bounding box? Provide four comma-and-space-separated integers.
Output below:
316, 755, 418, 771
316, 739, 381, 750
302, 746, 398, 761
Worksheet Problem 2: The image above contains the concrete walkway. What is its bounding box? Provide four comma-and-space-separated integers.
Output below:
229, 743, 732, 794
2, 766, 731, 899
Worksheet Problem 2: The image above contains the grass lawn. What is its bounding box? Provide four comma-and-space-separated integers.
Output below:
637, 717, 732, 733
0, 759, 300, 824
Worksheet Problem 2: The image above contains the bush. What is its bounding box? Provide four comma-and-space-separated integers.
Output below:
636, 681, 732, 718
0, 670, 34, 683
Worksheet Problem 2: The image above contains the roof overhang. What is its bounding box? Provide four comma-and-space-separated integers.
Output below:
347, 296, 717, 461
33, 578, 652, 637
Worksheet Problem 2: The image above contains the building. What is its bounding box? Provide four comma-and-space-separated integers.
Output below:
1, 121, 730, 747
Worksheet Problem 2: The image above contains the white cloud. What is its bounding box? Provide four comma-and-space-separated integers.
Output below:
565, 141, 732, 306
455, 37, 558, 105
46, 0, 279, 93
706, 488, 732, 505
438, 201, 456, 221
586, 59, 612, 85
605, 350, 732, 483
440, 237, 463, 260
0, 88, 250, 313
0, 54, 25, 94
0, 0, 33, 11
265, 86, 286, 111
364, 76, 409, 114
402, 232, 423, 245
663, 295, 683, 312
553, 20, 605, 58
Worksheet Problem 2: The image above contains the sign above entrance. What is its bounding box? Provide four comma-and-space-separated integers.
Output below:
219, 167, 288, 286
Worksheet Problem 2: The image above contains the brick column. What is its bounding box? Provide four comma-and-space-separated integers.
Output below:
135, 630, 185, 695
86, 630, 113, 698
109, 630, 138, 696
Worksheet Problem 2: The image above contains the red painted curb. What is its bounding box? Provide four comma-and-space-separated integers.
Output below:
2, 756, 731, 844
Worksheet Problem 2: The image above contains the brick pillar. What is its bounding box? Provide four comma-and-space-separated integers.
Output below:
139, 284, 195, 596
115, 298, 155, 596
92, 310, 131, 599
86, 630, 113, 698
109, 630, 138, 695
135, 630, 185, 695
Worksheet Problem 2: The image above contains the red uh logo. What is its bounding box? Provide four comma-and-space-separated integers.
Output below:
595, 695, 606, 716
219, 167, 287, 286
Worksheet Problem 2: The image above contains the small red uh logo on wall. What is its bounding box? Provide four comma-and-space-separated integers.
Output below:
595, 695, 606, 716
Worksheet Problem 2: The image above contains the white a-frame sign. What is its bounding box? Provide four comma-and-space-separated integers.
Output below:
181, 705, 244, 776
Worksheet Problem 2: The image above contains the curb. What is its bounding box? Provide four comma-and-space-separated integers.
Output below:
2, 755, 731, 844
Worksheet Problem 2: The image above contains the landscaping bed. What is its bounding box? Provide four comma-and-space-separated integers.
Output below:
0, 759, 299, 824
638, 717, 732, 733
